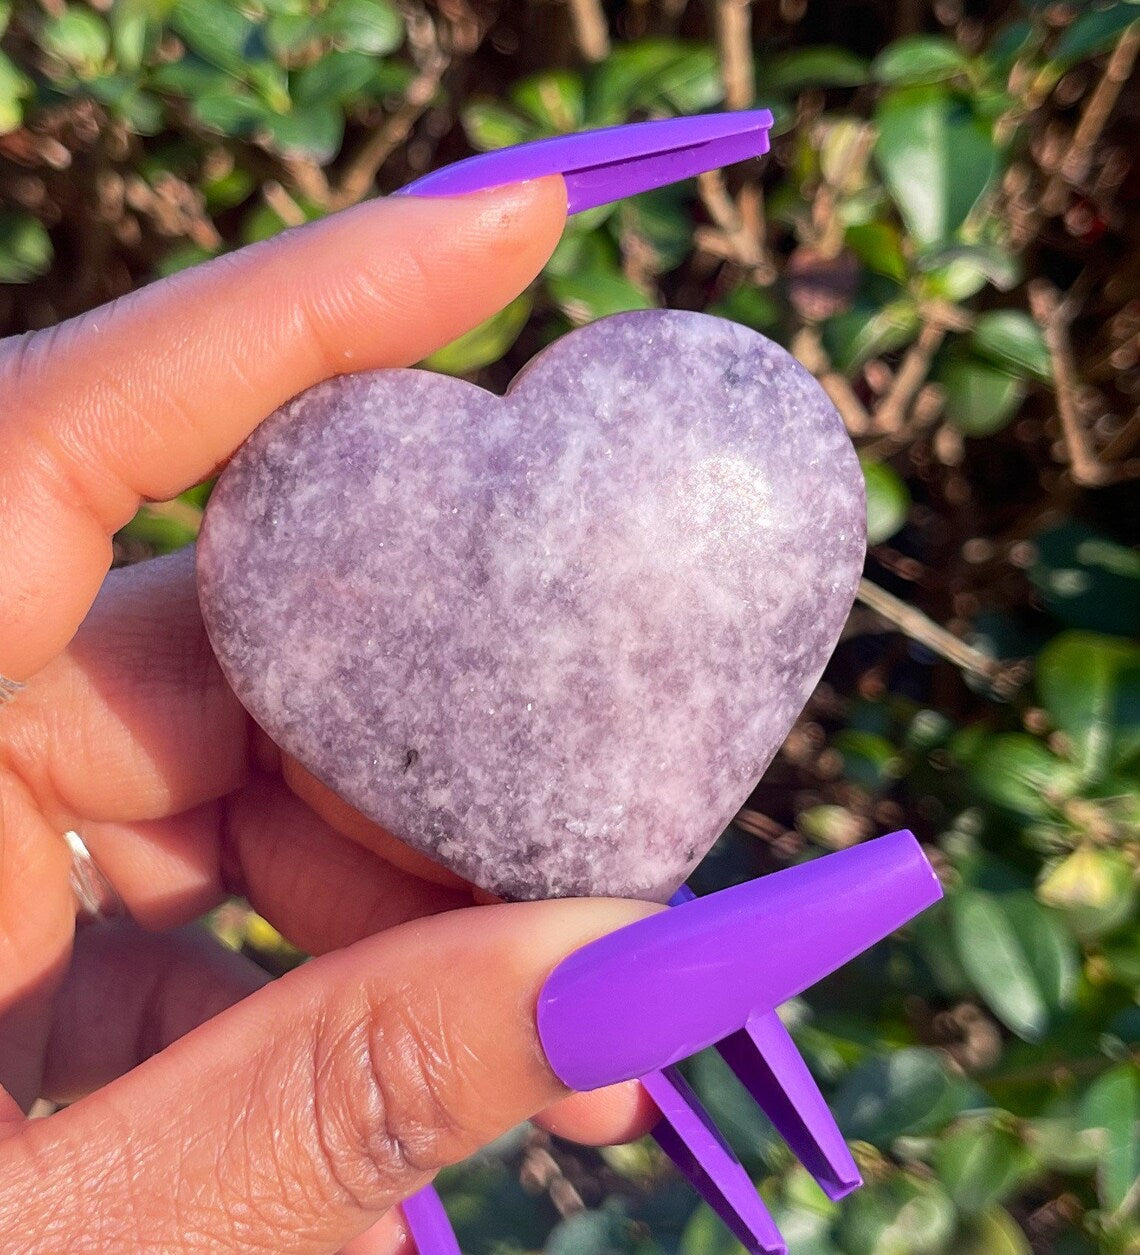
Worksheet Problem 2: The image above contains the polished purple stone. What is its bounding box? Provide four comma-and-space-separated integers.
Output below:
196, 311, 865, 902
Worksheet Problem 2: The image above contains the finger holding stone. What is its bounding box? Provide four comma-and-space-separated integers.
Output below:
0, 179, 567, 681
1, 550, 248, 827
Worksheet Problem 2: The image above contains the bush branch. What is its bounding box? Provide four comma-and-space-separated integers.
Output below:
715, 0, 755, 110
566, 0, 610, 62
855, 578, 1011, 689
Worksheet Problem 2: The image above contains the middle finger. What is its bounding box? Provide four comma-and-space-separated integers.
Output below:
3, 548, 248, 829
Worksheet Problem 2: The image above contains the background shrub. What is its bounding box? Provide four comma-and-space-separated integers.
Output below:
2, 1, 1137, 1252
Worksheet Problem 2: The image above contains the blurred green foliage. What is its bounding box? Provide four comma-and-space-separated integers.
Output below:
3, 0, 1138, 1252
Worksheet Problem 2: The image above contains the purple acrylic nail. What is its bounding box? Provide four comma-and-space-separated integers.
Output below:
403, 1186, 462, 1255
643, 1067, 788, 1255
397, 112, 773, 214
536, 830, 942, 1092
718, 1012, 860, 1201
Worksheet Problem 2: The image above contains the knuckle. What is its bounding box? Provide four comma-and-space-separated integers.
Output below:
304, 987, 484, 1210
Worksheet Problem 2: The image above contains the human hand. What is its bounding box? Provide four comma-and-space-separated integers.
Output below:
0, 178, 658, 1253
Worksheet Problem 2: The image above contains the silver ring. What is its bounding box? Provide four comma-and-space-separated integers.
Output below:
0, 674, 24, 706
63, 829, 127, 922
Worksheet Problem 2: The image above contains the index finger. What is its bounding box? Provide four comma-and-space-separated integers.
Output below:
0, 179, 566, 679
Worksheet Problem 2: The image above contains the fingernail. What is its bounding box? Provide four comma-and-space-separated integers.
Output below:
536, 830, 942, 1092
401, 1188, 460, 1255
396, 112, 773, 216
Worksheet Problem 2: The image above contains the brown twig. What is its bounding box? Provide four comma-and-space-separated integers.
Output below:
279, 154, 332, 207
695, 168, 773, 279
873, 319, 947, 434
1059, 21, 1140, 189
520, 1132, 585, 1218
791, 326, 872, 436
331, 3, 451, 208
657, 0, 690, 34
1100, 407, 1140, 463
566, 0, 610, 62
263, 180, 306, 227
714, 0, 755, 110
1028, 279, 1125, 487
855, 578, 1012, 689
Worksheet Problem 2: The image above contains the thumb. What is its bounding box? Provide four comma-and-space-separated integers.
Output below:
0, 898, 657, 1254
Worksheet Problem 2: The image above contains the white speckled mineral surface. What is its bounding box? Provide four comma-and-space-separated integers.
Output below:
196, 310, 866, 901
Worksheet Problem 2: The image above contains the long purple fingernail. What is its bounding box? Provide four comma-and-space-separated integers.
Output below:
536, 830, 942, 1092
396, 112, 773, 215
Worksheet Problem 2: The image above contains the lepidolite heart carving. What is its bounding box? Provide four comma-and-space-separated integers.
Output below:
197, 310, 866, 902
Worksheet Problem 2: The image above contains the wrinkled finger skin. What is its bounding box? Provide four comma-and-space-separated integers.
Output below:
0, 178, 661, 1253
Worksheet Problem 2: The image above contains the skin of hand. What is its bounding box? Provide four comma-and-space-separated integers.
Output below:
0, 177, 661, 1254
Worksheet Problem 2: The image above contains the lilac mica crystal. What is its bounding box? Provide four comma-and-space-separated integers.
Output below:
196, 310, 866, 901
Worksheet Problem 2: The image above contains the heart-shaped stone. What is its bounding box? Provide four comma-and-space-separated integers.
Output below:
197, 310, 865, 902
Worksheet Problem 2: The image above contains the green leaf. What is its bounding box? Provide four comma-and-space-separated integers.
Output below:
261, 104, 344, 162
149, 58, 232, 98
833, 1047, 985, 1144
913, 905, 973, 1004
949, 890, 1078, 1042
1052, 8, 1140, 70
1037, 630, 1140, 779
586, 40, 722, 126
547, 268, 654, 324
954, 1207, 1032, 1255
202, 167, 255, 211
967, 733, 1082, 818
845, 221, 909, 284
872, 36, 971, 85
86, 73, 164, 132
543, 225, 617, 278
678, 1203, 755, 1255
41, 6, 111, 76
292, 51, 378, 106
1079, 1063, 1140, 1214
835, 729, 904, 792
0, 210, 53, 283
246, 60, 291, 112
617, 186, 694, 274
1038, 847, 1137, 940
823, 298, 921, 371
422, 294, 532, 376
1102, 938, 1140, 988
940, 356, 1026, 437
861, 459, 910, 545
110, 0, 169, 70
191, 90, 268, 137
970, 310, 1051, 381
709, 283, 780, 333
547, 1205, 635, 1255
917, 243, 1020, 298
1024, 1115, 1103, 1174
0, 49, 32, 133
155, 242, 219, 276
933, 1118, 1037, 1214
835, 1173, 957, 1255
688, 1048, 784, 1168
764, 46, 870, 92
319, 0, 404, 54
988, 19, 1036, 70
874, 85, 1000, 248
461, 101, 537, 152
116, 501, 203, 554
265, 12, 318, 56
171, 0, 256, 75
1030, 521, 1140, 637
510, 70, 584, 133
